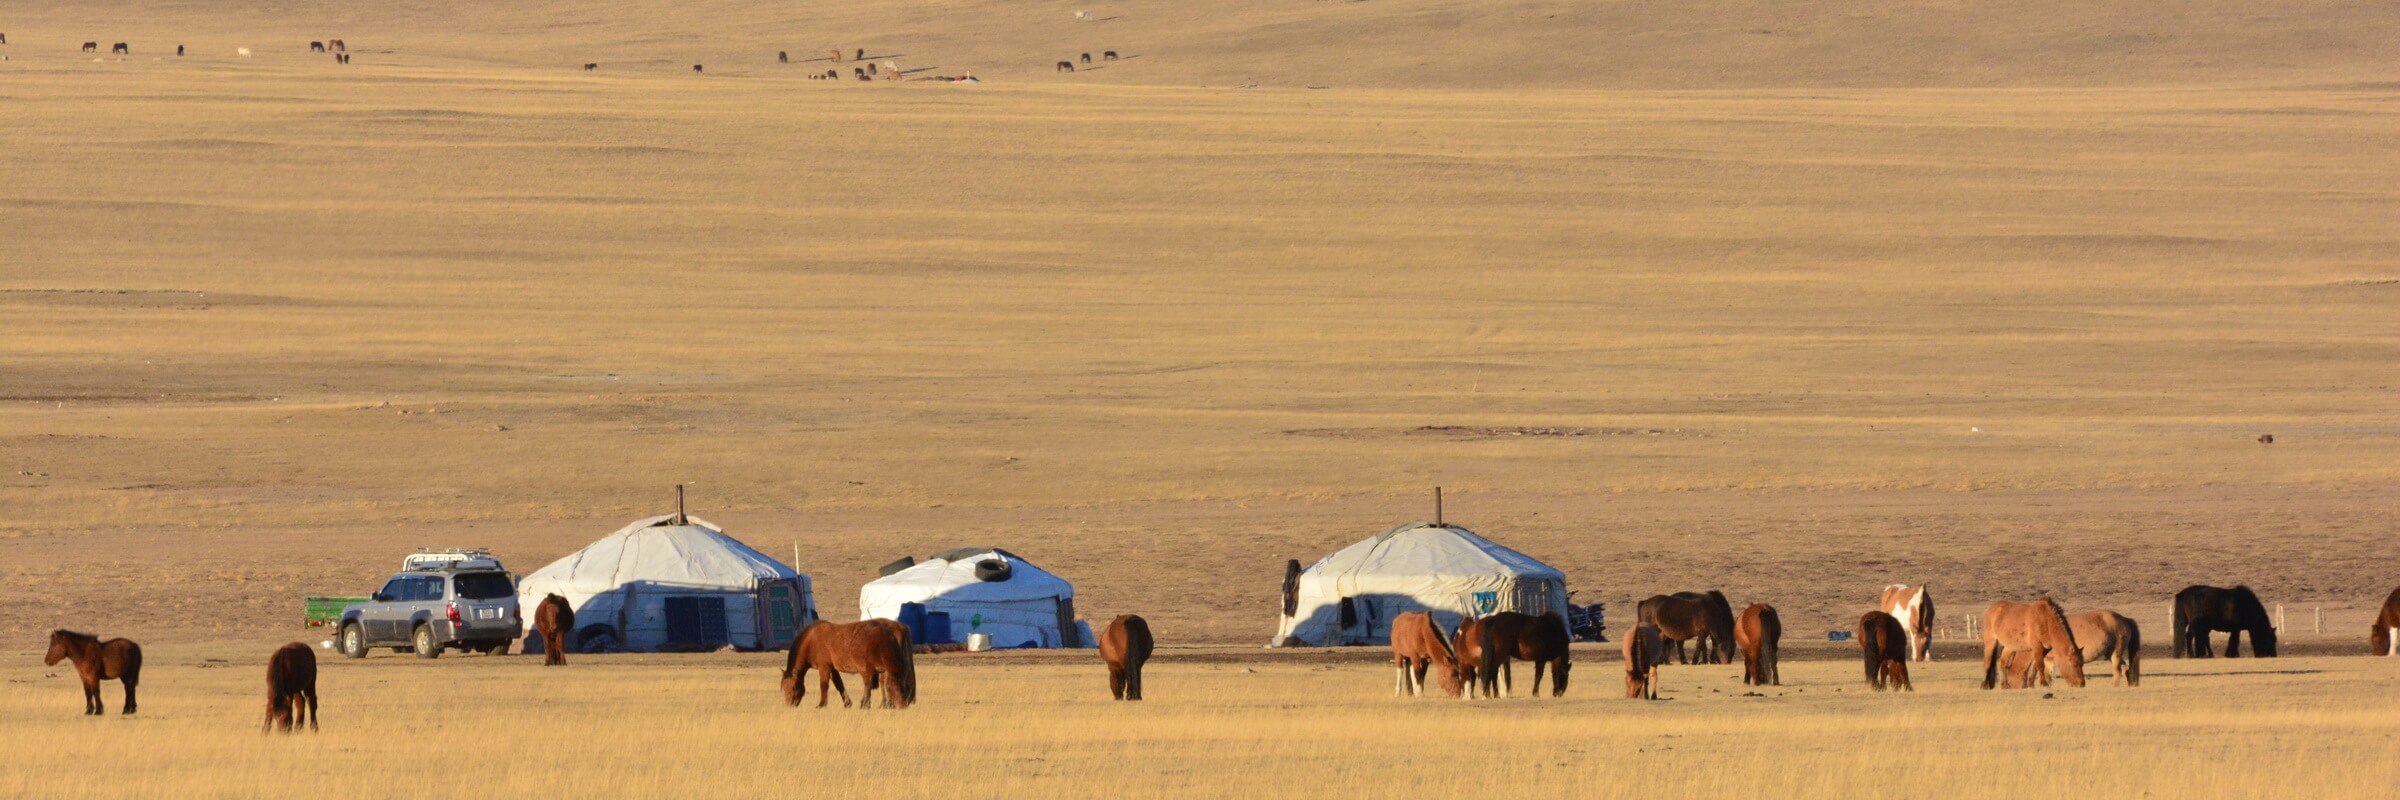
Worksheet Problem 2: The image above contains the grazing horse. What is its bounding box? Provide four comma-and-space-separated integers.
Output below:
1056, 61, 1074, 73
1389, 611, 1462, 697
1624, 623, 1663, 699
1100, 615, 1154, 701
2172, 585, 2277, 658
855, 48, 866, 61
779, 50, 789, 63
584, 63, 598, 71
1979, 598, 2085, 689
1104, 51, 1119, 60
533, 593, 575, 666
45, 630, 142, 715
1858, 612, 1912, 691
112, 43, 129, 54
311, 41, 325, 52
2372, 585, 2400, 656
263, 642, 319, 734
1080, 52, 1092, 64
329, 39, 345, 52
783, 620, 913, 710
2056, 610, 2141, 687
1451, 612, 1569, 698
692, 64, 703, 73
84, 42, 99, 53
1735, 603, 1781, 686
1878, 584, 1935, 661
1638, 592, 1735, 664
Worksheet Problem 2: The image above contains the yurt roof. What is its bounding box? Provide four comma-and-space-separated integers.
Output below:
520, 514, 799, 595
862, 547, 1073, 604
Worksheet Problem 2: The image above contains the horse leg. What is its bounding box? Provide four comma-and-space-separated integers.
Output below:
2225, 629, 2242, 658
815, 672, 833, 708
1500, 661, 1513, 698
122, 675, 136, 715
862, 671, 882, 710
1531, 661, 1545, 697
305, 688, 319, 732
84, 678, 102, 715
1391, 662, 1407, 697
1409, 661, 1428, 696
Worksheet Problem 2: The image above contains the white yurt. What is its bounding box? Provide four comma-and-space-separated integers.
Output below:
859, 548, 1084, 648
1272, 520, 1566, 646
515, 514, 815, 652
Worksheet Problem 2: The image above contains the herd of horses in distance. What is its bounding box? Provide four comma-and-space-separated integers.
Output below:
5, 34, 1122, 79
37, 583, 2400, 732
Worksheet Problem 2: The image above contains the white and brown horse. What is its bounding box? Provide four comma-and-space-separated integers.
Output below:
1878, 584, 1934, 662
1389, 611, 1462, 697
2370, 586, 2400, 657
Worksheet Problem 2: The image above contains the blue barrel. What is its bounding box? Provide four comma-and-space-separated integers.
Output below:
897, 603, 927, 642
922, 611, 952, 645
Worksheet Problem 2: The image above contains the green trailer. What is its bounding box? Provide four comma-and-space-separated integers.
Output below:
304, 596, 370, 628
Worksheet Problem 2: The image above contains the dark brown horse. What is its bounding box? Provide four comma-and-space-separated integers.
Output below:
46, 630, 142, 715
1103, 51, 1119, 60
783, 620, 913, 709
112, 42, 128, 54
1389, 611, 1462, 697
311, 41, 325, 52
83, 42, 99, 53
263, 642, 319, 733
1100, 615, 1154, 701
1859, 611, 1912, 691
2171, 585, 2276, 658
1638, 592, 1736, 664
1624, 623, 1662, 699
1736, 603, 1781, 686
1455, 612, 1572, 698
533, 594, 575, 666
2372, 585, 2400, 657
1056, 61, 1075, 73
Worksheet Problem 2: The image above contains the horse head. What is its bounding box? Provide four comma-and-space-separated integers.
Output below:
44, 630, 85, 666
2039, 600, 2088, 687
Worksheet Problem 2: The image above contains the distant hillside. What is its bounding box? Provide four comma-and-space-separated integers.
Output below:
15, 0, 2397, 87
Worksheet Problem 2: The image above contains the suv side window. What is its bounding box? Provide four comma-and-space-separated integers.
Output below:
416, 576, 447, 602
379, 577, 409, 600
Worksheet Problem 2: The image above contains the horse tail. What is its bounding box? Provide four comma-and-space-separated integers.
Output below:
2120, 616, 2142, 686
2169, 591, 2190, 658
1860, 620, 1880, 685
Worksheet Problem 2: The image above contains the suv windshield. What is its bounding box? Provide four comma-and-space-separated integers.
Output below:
452, 572, 514, 600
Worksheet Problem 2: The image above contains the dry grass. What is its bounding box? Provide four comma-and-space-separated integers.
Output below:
4, 640, 2398, 799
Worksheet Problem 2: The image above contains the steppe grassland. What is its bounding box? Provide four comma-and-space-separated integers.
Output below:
2, 642, 2398, 799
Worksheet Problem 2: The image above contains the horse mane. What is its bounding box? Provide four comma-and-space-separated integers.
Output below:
1429, 617, 1459, 665
51, 629, 95, 642
2036, 597, 2074, 635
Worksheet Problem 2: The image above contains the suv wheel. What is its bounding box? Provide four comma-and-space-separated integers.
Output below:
340, 624, 368, 659
413, 625, 442, 659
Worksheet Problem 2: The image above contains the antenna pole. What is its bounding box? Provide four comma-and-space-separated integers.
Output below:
1434, 486, 1444, 526
676, 484, 687, 524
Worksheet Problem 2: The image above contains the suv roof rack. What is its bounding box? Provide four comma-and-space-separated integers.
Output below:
404, 548, 503, 572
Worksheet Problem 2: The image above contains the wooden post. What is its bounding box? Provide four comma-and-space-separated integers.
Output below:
2315, 606, 2324, 634
1434, 486, 1444, 526
2275, 604, 2285, 632
676, 484, 687, 524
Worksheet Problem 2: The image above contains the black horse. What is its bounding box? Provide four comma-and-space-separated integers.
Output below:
2172, 585, 2277, 658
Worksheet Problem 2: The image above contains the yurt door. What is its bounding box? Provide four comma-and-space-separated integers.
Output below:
763, 582, 800, 647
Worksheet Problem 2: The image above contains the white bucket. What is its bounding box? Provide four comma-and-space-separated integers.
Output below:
966, 633, 992, 652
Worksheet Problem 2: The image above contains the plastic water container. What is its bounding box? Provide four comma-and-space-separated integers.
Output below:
922, 612, 953, 645
966, 633, 992, 652
897, 603, 927, 642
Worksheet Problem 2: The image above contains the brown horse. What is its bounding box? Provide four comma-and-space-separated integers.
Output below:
1100, 615, 1154, 701
1980, 598, 2086, 689
783, 620, 912, 709
46, 630, 142, 715
1452, 612, 1570, 698
1638, 592, 1735, 664
263, 642, 319, 733
1735, 603, 1781, 686
1389, 611, 1462, 698
1624, 623, 1663, 699
2058, 610, 2141, 687
533, 594, 575, 666
1998, 646, 2049, 689
1859, 611, 1912, 691
1056, 61, 1075, 73
1879, 584, 1935, 662
2372, 585, 2400, 656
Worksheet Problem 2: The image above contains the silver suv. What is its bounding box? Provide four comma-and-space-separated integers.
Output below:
337, 556, 522, 659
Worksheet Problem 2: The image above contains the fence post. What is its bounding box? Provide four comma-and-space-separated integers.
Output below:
2275, 604, 2285, 632
2315, 606, 2324, 634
